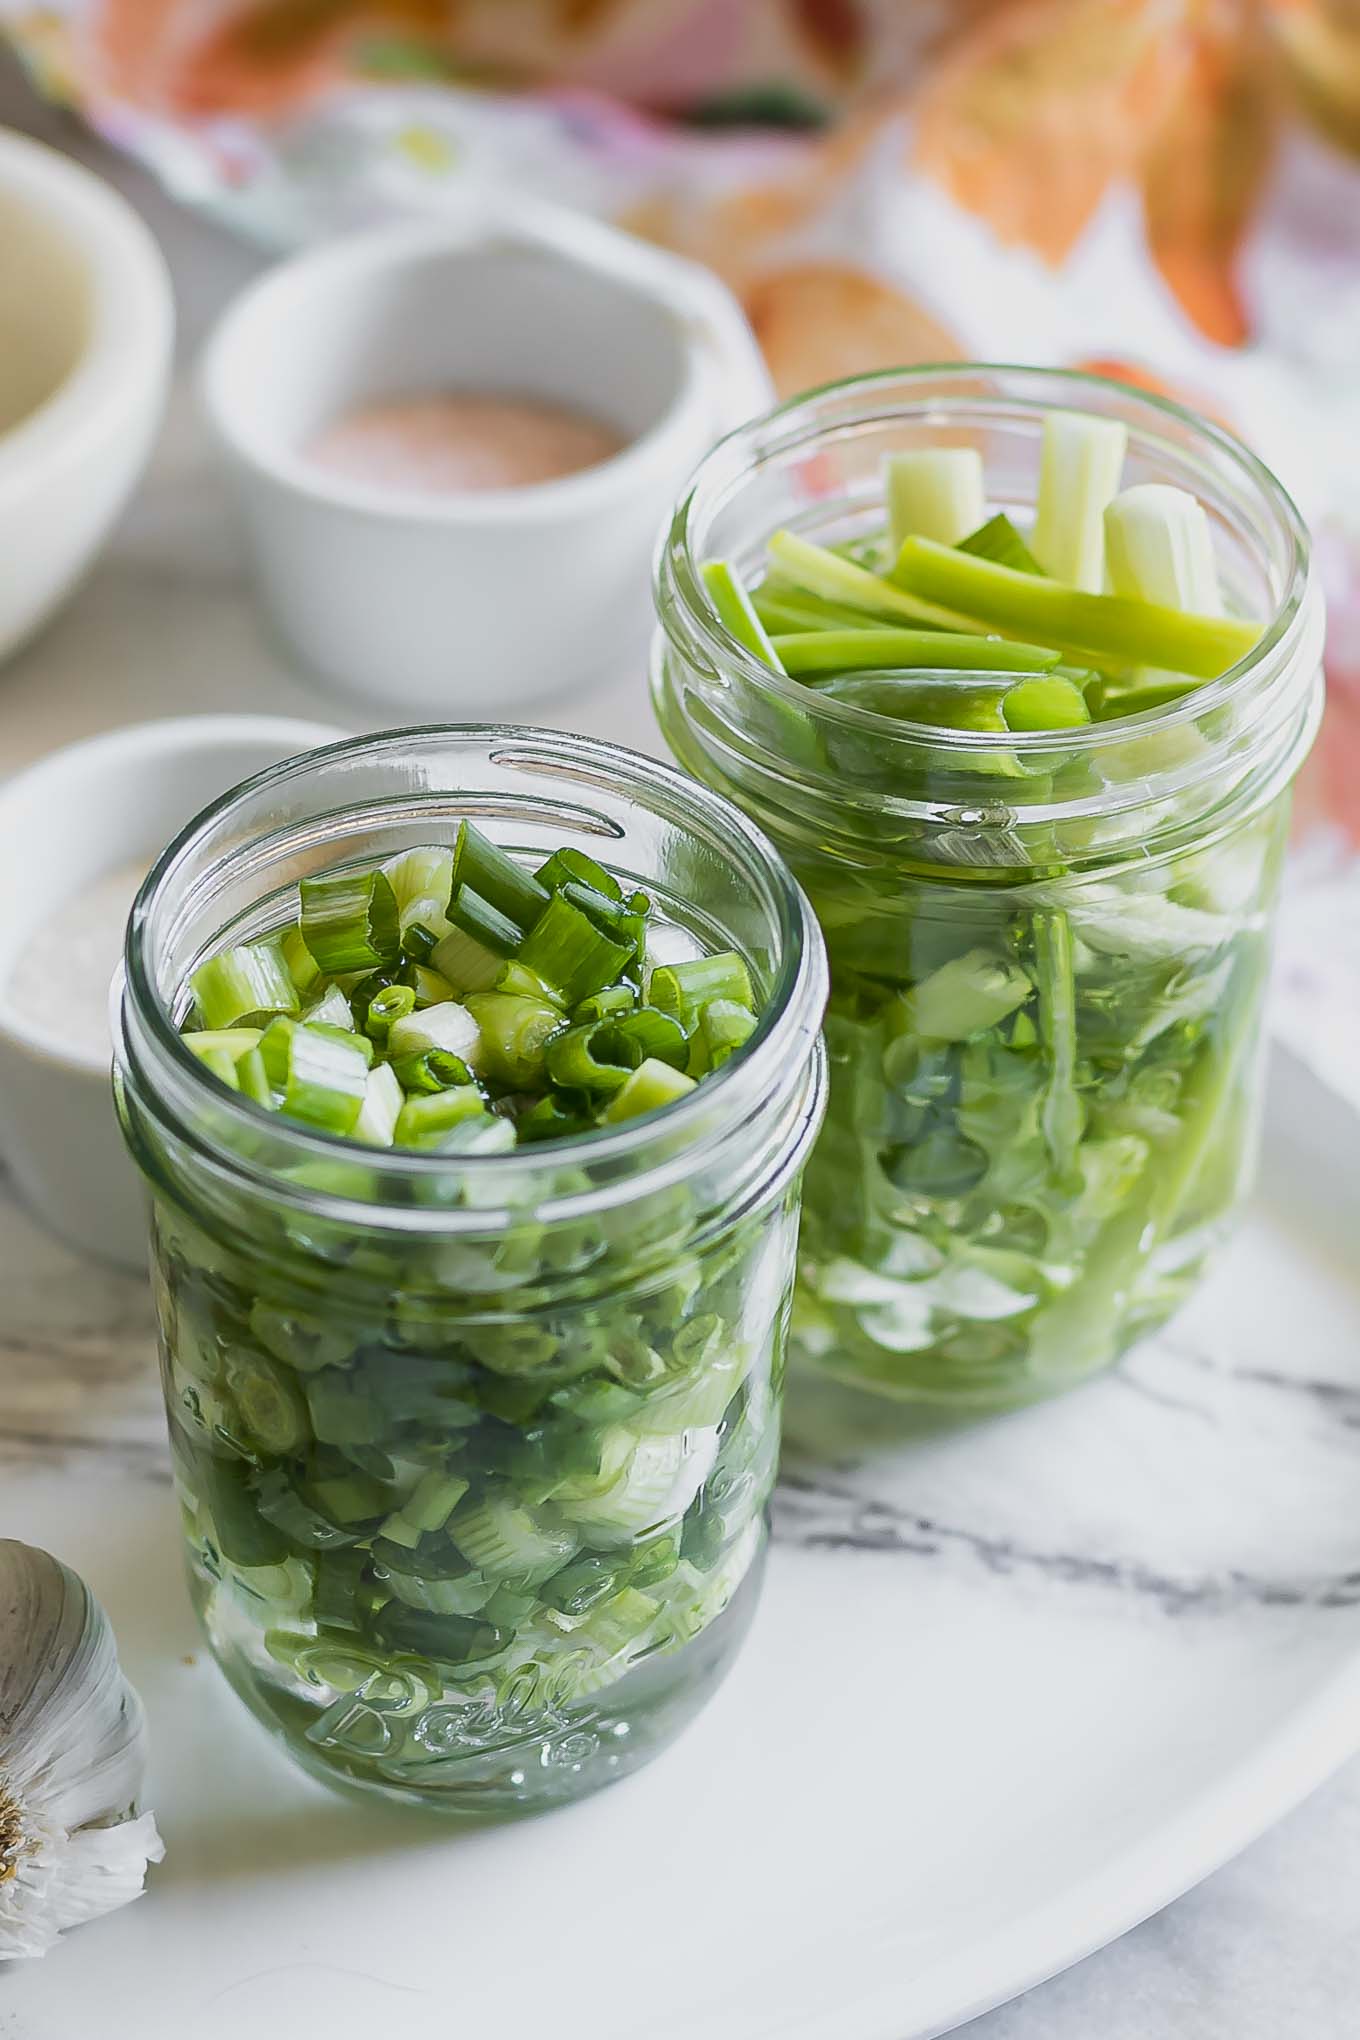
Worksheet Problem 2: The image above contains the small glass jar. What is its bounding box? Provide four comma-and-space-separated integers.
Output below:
654, 366, 1324, 1410
114, 727, 827, 1815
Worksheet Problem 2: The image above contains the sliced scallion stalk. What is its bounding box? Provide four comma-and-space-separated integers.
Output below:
182, 1027, 263, 1063
1001, 676, 1092, 731
772, 629, 1060, 677
701, 559, 786, 673
884, 447, 985, 551
768, 528, 972, 631
533, 846, 621, 901
354, 1061, 403, 1146
602, 1058, 698, 1123
1105, 483, 1220, 613
453, 822, 549, 934
518, 896, 633, 1005
958, 513, 1043, 576
545, 1020, 634, 1094
1030, 410, 1127, 591
389, 1048, 472, 1093
363, 982, 416, 1042
393, 1085, 489, 1149
697, 999, 757, 1071
387, 1000, 481, 1066
303, 983, 357, 1031
382, 845, 454, 929
257, 1018, 371, 1134
463, 993, 564, 1090
190, 940, 298, 1031
299, 867, 400, 976
890, 538, 1260, 678
648, 952, 753, 1028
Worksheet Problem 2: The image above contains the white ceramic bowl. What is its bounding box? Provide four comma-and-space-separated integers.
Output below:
0, 127, 174, 662
0, 715, 345, 1269
200, 197, 773, 716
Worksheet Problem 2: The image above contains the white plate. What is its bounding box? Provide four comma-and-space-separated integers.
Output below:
2, 1049, 1358, 2040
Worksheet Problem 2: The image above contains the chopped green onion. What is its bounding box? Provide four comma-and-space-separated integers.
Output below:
236, 1045, 274, 1107
751, 587, 872, 635
410, 965, 457, 1008
890, 538, 1260, 678
958, 513, 1043, 575
896, 950, 1032, 1042
182, 1027, 263, 1063
299, 868, 400, 975
257, 1018, 371, 1134
648, 952, 753, 1027
533, 846, 621, 901
281, 925, 323, 999
362, 982, 416, 1042
303, 983, 357, 1031
1031, 410, 1128, 591
353, 1061, 403, 1146
197, 1046, 241, 1089
462, 993, 563, 1090
602, 1058, 698, 1123
190, 940, 298, 1030
387, 1000, 481, 1065
518, 895, 633, 1004
697, 999, 757, 1070
393, 1086, 489, 1149
768, 528, 972, 631
401, 921, 440, 964
545, 1020, 634, 1093
772, 629, 1060, 677
452, 821, 550, 934
517, 1094, 596, 1142
884, 447, 985, 550
701, 559, 786, 673
382, 845, 454, 926
445, 884, 522, 959
574, 984, 637, 1022
389, 1048, 472, 1093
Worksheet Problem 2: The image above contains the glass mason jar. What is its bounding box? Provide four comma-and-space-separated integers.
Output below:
654, 367, 1324, 1411
114, 727, 827, 1814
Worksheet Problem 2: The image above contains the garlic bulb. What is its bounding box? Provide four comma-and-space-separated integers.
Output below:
0, 1540, 164, 1959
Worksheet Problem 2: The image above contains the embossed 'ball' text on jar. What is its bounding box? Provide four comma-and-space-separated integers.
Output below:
653, 367, 1325, 1412
114, 727, 827, 1815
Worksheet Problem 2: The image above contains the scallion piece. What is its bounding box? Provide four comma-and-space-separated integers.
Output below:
353, 1061, 403, 1146
257, 1018, 370, 1135
495, 961, 566, 1007
197, 1045, 241, 1089
1105, 484, 1221, 614
462, 993, 564, 1090
884, 447, 985, 551
768, 528, 973, 631
533, 846, 621, 901
387, 1000, 481, 1066
389, 1048, 472, 1093
518, 895, 633, 1005
648, 952, 753, 1028
545, 1021, 635, 1094
182, 1028, 263, 1063
235, 1045, 275, 1108
281, 925, 323, 1000
772, 629, 1060, 677
1001, 676, 1092, 732
190, 940, 298, 1031
303, 983, 357, 1031
299, 867, 400, 976
890, 538, 1260, 679
363, 982, 417, 1042
602, 1058, 698, 1124
1031, 410, 1128, 591
701, 559, 786, 673
697, 999, 758, 1070
453, 821, 550, 934
393, 1085, 489, 1150
958, 513, 1043, 576
382, 845, 454, 929
751, 587, 873, 635
574, 984, 636, 1022
430, 921, 505, 994
401, 921, 441, 965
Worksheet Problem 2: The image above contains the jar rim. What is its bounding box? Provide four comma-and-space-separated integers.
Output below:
117, 722, 828, 1231
657, 362, 1320, 793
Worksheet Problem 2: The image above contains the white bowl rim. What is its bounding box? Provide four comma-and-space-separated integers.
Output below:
198, 204, 724, 526
0, 714, 346, 1074
0, 126, 174, 499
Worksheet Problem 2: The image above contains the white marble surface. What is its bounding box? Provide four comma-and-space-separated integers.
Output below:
2, 51, 1359, 2038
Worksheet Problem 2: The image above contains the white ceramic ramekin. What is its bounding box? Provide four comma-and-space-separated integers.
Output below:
0, 715, 345, 1269
0, 127, 174, 662
199, 197, 773, 717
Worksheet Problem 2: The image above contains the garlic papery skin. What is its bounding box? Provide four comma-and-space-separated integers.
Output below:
0, 1540, 164, 1959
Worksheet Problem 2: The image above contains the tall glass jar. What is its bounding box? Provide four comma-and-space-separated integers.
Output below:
114, 727, 826, 1814
654, 367, 1324, 1410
